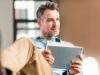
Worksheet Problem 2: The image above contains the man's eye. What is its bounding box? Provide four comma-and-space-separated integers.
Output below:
56, 18, 60, 21
47, 19, 53, 22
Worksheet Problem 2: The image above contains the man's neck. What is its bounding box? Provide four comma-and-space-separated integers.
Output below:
41, 35, 54, 40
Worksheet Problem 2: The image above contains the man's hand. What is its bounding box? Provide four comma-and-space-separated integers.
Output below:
42, 49, 55, 64
69, 54, 83, 75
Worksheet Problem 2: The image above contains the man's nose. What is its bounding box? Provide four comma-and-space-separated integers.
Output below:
53, 21, 57, 26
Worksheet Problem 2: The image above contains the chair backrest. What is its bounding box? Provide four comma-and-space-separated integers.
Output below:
83, 57, 99, 75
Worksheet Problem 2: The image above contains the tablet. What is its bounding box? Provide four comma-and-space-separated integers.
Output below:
48, 46, 83, 69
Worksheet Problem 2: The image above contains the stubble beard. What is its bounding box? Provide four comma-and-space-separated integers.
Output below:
44, 30, 60, 39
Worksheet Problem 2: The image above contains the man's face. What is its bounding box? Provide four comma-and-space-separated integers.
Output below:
38, 9, 60, 38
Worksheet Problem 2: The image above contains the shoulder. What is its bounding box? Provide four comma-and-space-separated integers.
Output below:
30, 37, 36, 41
30, 37, 39, 44
30, 36, 44, 45
30, 37, 40, 42
54, 37, 74, 47
61, 40, 74, 47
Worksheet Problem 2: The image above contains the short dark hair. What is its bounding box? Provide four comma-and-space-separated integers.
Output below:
36, 1, 59, 19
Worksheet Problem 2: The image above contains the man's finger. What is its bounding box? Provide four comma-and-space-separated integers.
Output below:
70, 64, 82, 69
45, 57, 54, 64
73, 67, 82, 73
72, 60, 82, 65
43, 49, 51, 55
79, 54, 83, 61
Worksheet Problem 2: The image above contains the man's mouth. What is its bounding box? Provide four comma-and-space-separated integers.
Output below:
52, 28, 57, 32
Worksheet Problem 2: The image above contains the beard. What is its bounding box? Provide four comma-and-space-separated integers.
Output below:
44, 30, 60, 38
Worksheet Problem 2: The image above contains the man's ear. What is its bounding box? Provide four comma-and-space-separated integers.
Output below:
37, 18, 41, 27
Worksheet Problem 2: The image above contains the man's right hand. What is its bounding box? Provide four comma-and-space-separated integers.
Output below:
41, 49, 55, 64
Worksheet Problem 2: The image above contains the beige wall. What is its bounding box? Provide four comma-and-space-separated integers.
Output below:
58, 0, 100, 73
0, 0, 13, 50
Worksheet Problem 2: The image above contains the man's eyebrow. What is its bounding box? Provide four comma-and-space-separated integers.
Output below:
56, 17, 60, 19
47, 18, 54, 20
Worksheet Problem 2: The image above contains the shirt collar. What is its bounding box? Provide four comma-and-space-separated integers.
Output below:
36, 36, 61, 42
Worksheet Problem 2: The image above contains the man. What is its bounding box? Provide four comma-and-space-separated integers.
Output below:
1, 1, 83, 75
31, 1, 83, 75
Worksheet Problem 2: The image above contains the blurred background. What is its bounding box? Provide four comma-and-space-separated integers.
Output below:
0, 0, 100, 75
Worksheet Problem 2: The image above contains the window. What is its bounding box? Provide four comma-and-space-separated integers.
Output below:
13, 0, 51, 40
